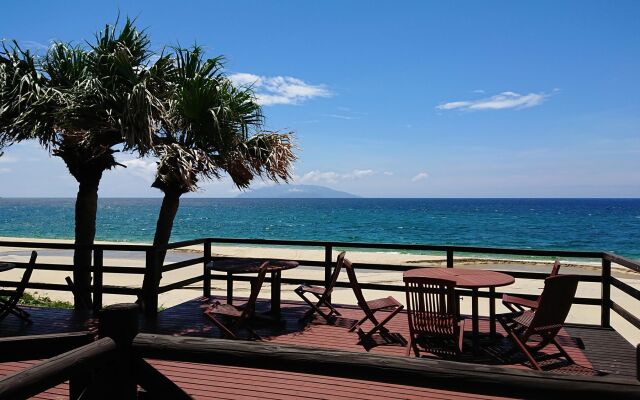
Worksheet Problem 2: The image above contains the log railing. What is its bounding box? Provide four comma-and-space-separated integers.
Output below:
0, 238, 638, 331
0, 304, 638, 400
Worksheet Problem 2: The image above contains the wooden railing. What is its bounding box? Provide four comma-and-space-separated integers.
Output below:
0, 238, 638, 332
0, 304, 638, 399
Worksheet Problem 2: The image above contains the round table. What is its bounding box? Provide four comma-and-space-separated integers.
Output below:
403, 268, 515, 351
206, 258, 299, 318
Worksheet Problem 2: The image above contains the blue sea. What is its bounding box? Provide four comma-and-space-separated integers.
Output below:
0, 198, 638, 258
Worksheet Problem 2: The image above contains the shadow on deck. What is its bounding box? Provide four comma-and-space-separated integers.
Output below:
0, 296, 636, 379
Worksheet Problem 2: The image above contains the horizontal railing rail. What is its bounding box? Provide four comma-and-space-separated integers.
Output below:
0, 237, 638, 332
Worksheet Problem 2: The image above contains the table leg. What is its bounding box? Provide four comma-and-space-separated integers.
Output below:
271, 270, 281, 318
226, 272, 233, 305
489, 287, 496, 336
472, 288, 479, 353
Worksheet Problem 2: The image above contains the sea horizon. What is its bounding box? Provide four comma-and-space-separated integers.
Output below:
1, 197, 638, 258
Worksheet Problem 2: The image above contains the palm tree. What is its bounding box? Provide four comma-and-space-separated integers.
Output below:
0, 19, 170, 309
140, 47, 296, 308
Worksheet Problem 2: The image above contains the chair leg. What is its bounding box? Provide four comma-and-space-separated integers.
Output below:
204, 313, 239, 340
506, 330, 542, 370
457, 319, 466, 353
358, 307, 404, 345
349, 314, 370, 332
552, 337, 576, 365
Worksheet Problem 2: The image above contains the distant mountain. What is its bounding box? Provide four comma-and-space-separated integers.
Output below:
237, 184, 359, 198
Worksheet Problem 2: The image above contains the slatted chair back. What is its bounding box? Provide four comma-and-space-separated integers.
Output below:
344, 258, 370, 313
239, 262, 270, 321
14, 251, 37, 302
325, 251, 346, 297
404, 277, 459, 338
525, 274, 579, 338
550, 259, 561, 277
0, 251, 37, 323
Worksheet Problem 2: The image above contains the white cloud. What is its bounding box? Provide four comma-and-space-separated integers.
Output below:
383, 171, 394, 176
411, 172, 429, 182
297, 169, 375, 184
122, 159, 157, 183
0, 156, 18, 163
229, 73, 331, 106
0, 168, 11, 173
437, 91, 549, 111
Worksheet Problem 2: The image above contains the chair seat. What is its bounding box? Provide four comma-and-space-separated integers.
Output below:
365, 296, 402, 311
208, 302, 243, 318
295, 284, 325, 295
502, 294, 539, 309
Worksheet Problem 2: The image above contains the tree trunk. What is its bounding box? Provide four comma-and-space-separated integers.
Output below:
141, 191, 181, 312
73, 177, 101, 311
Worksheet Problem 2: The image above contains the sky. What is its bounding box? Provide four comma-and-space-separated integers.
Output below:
1, 0, 639, 198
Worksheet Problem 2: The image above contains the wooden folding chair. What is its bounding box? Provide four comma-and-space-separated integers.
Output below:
404, 276, 465, 357
0, 251, 37, 324
502, 259, 561, 312
204, 262, 269, 340
294, 251, 345, 322
498, 274, 579, 370
344, 258, 406, 346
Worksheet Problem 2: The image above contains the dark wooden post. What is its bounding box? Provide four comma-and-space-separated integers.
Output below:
203, 240, 212, 298
324, 245, 333, 302
144, 249, 159, 318
98, 303, 139, 399
446, 250, 454, 268
92, 249, 103, 314
601, 257, 612, 327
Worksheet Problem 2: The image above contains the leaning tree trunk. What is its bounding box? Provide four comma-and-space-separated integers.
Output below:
141, 190, 182, 313
72, 175, 101, 311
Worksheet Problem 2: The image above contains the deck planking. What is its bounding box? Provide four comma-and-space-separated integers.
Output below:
0, 297, 637, 399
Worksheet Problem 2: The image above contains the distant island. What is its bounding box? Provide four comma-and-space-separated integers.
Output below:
237, 184, 359, 198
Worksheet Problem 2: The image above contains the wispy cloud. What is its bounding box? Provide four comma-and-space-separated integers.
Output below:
411, 172, 429, 182
122, 159, 157, 183
437, 91, 549, 111
229, 73, 331, 106
322, 113, 358, 120
297, 169, 375, 184
0, 168, 11, 174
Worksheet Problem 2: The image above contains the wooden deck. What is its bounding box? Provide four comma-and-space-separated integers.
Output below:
0, 297, 637, 399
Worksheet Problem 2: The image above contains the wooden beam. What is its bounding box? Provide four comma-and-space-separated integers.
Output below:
133, 334, 640, 399
0, 331, 94, 362
0, 338, 116, 399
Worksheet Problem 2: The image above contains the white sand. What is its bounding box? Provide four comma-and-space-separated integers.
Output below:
1, 236, 638, 346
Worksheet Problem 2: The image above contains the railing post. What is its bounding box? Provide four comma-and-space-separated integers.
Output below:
324, 245, 333, 301
203, 240, 212, 298
601, 257, 611, 328
98, 303, 139, 399
144, 249, 159, 318
92, 249, 103, 314
447, 250, 454, 268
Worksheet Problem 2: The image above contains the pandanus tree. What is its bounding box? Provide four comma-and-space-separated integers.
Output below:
0, 20, 170, 309
140, 47, 296, 308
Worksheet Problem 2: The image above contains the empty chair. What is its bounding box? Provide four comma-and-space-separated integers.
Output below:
404, 276, 465, 357
204, 262, 269, 340
502, 259, 561, 312
498, 274, 579, 370
295, 251, 346, 322
0, 251, 37, 324
344, 258, 406, 346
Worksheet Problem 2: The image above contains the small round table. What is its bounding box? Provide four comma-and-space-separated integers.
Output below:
403, 268, 515, 351
206, 258, 299, 318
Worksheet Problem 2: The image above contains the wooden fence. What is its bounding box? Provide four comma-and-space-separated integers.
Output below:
0, 238, 638, 332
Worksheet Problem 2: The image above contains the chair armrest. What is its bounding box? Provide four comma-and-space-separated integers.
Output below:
502, 294, 539, 309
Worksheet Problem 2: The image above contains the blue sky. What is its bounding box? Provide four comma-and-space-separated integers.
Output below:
1, 1, 639, 198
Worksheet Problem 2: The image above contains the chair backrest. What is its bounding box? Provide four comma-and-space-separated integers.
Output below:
404, 276, 459, 337
9, 251, 37, 305
343, 258, 370, 313
550, 259, 561, 276
322, 251, 346, 297
527, 274, 579, 337
240, 262, 269, 319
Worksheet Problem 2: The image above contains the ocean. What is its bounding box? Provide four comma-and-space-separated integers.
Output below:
0, 198, 638, 258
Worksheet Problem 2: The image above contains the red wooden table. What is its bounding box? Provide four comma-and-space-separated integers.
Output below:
403, 268, 515, 351
206, 258, 299, 318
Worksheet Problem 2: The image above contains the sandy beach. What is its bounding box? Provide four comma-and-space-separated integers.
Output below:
0, 236, 638, 346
